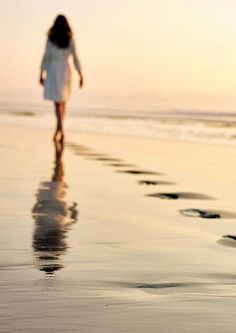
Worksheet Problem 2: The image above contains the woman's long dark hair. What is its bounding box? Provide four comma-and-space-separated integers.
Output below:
48, 15, 72, 49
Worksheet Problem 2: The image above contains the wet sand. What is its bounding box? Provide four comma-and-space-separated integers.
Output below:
1, 123, 236, 332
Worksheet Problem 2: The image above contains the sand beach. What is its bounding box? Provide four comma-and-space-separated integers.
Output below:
2, 0, 236, 331
1, 112, 236, 332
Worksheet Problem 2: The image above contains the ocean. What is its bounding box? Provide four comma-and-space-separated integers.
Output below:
1, 100, 236, 145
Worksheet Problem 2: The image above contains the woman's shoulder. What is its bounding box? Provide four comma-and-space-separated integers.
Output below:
45, 37, 53, 47
69, 37, 76, 47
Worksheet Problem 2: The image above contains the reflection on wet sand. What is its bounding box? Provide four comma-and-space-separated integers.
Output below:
32, 142, 78, 275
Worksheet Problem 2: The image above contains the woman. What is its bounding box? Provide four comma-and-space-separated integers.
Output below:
39, 15, 84, 143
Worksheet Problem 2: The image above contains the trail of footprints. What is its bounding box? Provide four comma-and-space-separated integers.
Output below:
66, 142, 236, 248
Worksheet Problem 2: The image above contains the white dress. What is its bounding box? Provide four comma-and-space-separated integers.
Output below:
40, 38, 81, 102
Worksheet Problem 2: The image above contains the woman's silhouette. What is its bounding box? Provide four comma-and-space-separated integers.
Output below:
39, 15, 84, 143
32, 142, 78, 275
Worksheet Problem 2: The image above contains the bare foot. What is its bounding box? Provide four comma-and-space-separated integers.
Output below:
53, 130, 64, 143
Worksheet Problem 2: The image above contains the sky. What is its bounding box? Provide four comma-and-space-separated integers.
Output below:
1, 0, 236, 109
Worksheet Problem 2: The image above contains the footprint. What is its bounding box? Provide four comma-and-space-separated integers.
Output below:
139, 180, 174, 186
180, 209, 236, 219
79, 153, 108, 157
107, 163, 136, 168
151, 193, 179, 199
180, 209, 220, 219
92, 157, 122, 162
147, 192, 214, 200
135, 282, 195, 290
66, 143, 90, 151
104, 280, 199, 296
11, 111, 35, 117
66, 143, 93, 155
223, 235, 236, 241
118, 170, 161, 175
218, 235, 236, 248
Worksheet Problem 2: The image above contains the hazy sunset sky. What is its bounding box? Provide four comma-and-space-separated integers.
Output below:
1, 0, 236, 109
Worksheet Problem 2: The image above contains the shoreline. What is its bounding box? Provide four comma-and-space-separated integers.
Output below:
1, 103, 236, 146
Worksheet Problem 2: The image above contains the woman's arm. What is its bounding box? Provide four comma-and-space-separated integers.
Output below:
77, 68, 84, 89
39, 70, 45, 86
39, 39, 51, 86
71, 38, 84, 89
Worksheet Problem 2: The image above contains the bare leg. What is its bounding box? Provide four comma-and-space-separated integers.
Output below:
60, 102, 66, 143
54, 102, 62, 142
54, 102, 66, 143
61, 102, 66, 123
